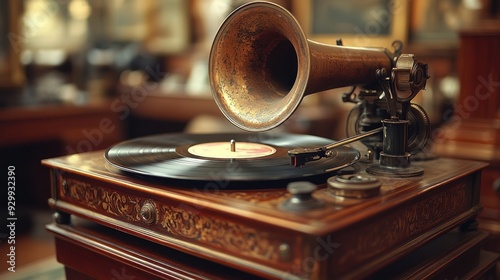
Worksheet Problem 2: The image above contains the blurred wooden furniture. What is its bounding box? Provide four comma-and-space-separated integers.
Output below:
0, 102, 124, 150
0, 0, 24, 89
128, 91, 341, 140
0, 102, 124, 209
43, 151, 498, 279
433, 22, 500, 253
130, 92, 222, 122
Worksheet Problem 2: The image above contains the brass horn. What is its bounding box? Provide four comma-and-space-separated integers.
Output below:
209, 1, 393, 131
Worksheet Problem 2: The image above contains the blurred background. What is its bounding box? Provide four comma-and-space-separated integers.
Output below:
0, 0, 499, 277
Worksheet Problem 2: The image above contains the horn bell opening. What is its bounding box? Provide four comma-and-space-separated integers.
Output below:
209, 1, 310, 131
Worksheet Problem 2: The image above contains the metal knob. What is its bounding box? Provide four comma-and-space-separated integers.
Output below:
493, 178, 500, 193
61, 179, 69, 195
280, 181, 324, 211
140, 201, 157, 225
328, 175, 381, 198
278, 243, 292, 262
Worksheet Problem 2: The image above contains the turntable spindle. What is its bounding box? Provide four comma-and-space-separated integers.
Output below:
230, 139, 236, 152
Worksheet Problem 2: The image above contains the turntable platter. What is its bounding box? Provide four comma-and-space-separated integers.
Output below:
104, 133, 359, 182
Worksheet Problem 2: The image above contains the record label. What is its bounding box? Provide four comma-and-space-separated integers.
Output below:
188, 141, 276, 159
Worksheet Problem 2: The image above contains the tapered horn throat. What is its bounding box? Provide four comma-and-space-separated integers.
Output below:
209, 1, 392, 131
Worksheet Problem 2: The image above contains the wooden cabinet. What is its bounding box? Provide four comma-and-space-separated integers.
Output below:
43, 151, 498, 279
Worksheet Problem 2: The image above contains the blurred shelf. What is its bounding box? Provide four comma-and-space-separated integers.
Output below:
130, 91, 223, 122
0, 101, 124, 148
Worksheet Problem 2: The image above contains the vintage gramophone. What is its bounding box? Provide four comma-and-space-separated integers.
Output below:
43, 2, 497, 279
209, 1, 430, 177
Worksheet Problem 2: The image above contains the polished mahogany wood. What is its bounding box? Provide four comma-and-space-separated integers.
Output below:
47, 218, 498, 280
47, 218, 261, 280
43, 150, 488, 279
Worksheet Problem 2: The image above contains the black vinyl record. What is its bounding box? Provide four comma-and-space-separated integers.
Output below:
104, 133, 359, 183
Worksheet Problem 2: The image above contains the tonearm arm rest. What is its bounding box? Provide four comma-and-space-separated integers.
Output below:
288, 127, 383, 167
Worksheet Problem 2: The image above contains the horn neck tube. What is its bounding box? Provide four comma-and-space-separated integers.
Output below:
209, 1, 393, 131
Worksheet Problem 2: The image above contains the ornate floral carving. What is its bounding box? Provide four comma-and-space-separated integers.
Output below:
337, 182, 470, 267
64, 179, 100, 210
59, 176, 281, 261
159, 204, 281, 260
62, 178, 142, 222
58, 175, 473, 269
